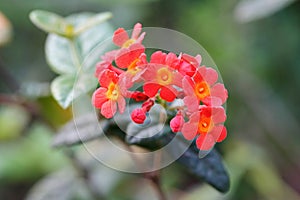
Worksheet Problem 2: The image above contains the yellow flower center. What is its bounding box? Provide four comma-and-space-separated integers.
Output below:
157, 67, 173, 86
195, 81, 210, 100
127, 58, 141, 75
198, 117, 213, 134
122, 39, 135, 48
106, 82, 119, 101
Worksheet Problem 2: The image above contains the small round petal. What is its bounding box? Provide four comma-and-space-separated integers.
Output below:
211, 107, 226, 124
210, 125, 227, 142
143, 82, 161, 98
183, 95, 199, 113
150, 51, 167, 64
196, 134, 215, 151
131, 108, 146, 124
181, 122, 198, 140
92, 88, 108, 108
99, 69, 119, 87
210, 83, 228, 105
202, 96, 223, 106
113, 28, 129, 47
170, 114, 184, 132
204, 67, 218, 85
160, 86, 177, 102
101, 100, 117, 118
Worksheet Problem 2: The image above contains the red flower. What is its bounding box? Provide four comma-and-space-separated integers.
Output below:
141, 51, 183, 102
183, 67, 228, 111
113, 23, 145, 48
181, 106, 227, 150
92, 69, 126, 118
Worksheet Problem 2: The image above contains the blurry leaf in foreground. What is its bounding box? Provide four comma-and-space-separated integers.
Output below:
234, 0, 296, 23
29, 10, 71, 37
0, 105, 29, 140
0, 123, 67, 182
25, 168, 92, 200
0, 12, 12, 46
52, 112, 109, 147
177, 147, 230, 193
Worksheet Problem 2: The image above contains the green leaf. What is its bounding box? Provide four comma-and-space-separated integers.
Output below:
29, 10, 71, 37
45, 13, 114, 74
177, 147, 230, 193
51, 73, 97, 109
52, 112, 109, 147
74, 12, 112, 36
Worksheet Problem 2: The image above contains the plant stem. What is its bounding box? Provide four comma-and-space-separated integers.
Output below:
146, 171, 167, 200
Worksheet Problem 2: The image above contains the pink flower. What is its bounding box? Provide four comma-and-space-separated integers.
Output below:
181, 106, 227, 150
183, 67, 228, 111
92, 69, 126, 118
170, 112, 185, 132
131, 108, 146, 124
113, 23, 145, 48
141, 51, 183, 102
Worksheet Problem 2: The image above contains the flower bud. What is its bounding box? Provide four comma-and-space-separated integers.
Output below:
131, 108, 146, 124
131, 91, 149, 101
170, 113, 184, 132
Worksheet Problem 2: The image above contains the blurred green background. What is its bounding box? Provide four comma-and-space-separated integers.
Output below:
0, 0, 300, 199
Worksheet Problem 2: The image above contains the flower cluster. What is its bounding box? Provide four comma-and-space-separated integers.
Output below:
92, 23, 228, 151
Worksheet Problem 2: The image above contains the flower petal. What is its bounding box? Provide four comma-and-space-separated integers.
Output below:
92, 88, 108, 108
204, 67, 218, 85
117, 96, 126, 114
150, 51, 166, 64
210, 83, 228, 105
181, 122, 198, 140
183, 96, 199, 113
212, 106, 226, 124
196, 134, 215, 151
210, 125, 227, 142
131, 22, 142, 39
101, 100, 117, 118
143, 83, 161, 97
99, 69, 119, 87
113, 28, 129, 47
160, 86, 177, 102
182, 76, 195, 96
202, 96, 223, 106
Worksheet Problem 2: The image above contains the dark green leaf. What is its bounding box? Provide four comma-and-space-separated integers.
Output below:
52, 112, 109, 147
177, 147, 230, 193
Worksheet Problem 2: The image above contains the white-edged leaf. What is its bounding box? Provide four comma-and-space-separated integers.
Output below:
74, 12, 112, 35
51, 73, 97, 109
29, 10, 70, 36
